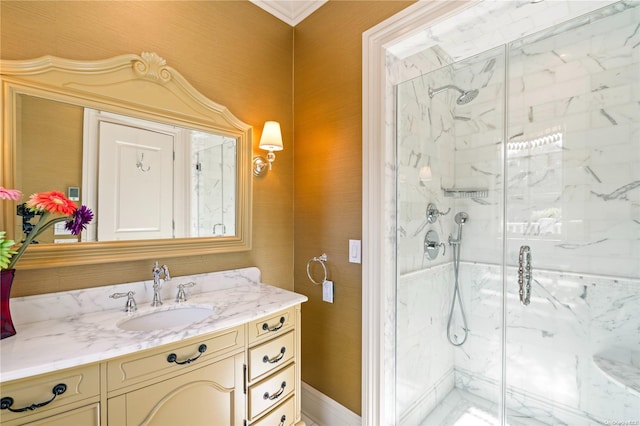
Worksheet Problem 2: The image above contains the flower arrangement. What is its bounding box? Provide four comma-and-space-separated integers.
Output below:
0, 187, 93, 270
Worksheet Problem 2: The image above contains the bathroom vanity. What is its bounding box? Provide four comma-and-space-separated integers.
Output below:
0, 267, 307, 426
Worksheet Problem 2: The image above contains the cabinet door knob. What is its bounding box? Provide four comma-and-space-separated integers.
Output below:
0, 383, 67, 413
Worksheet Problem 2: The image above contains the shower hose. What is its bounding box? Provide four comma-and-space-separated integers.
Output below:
446, 237, 469, 346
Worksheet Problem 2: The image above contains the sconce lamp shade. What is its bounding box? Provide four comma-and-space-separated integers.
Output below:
259, 121, 284, 151
253, 121, 284, 176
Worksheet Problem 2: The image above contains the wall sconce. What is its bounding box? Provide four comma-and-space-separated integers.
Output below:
253, 121, 284, 177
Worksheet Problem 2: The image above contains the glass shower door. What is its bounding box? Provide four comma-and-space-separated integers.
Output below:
504, 3, 640, 424
395, 46, 507, 425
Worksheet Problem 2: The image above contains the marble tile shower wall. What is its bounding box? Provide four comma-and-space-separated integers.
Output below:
190, 139, 236, 237
455, 263, 640, 424
395, 46, 507, 275
396, 1, 639, 283
396, 266, 456, 425
394, 2, 639, 424
504, 4, 639, 278
396, 57, 456, 275
397, 264, 639, 424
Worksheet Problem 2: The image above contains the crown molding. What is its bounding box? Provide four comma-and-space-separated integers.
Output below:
250, 0, 327, 26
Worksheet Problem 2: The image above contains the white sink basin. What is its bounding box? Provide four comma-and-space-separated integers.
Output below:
117, 305, 215, 331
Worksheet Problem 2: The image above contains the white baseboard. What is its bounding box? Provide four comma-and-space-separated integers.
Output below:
301, 382, 362, 426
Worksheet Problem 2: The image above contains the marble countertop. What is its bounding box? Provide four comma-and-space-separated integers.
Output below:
0, 267, 307, 383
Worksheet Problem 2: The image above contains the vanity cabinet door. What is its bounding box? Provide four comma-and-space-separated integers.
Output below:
26, 403, 100, 426
107, 353, 244, 426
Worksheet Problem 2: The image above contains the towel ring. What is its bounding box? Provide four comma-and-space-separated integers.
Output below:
306, 253, 328, 285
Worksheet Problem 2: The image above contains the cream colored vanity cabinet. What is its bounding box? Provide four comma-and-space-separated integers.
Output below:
245, 306, 303, 426
0, 304, 304, 426
106, 326, 245, 425
0, 364, 101, 426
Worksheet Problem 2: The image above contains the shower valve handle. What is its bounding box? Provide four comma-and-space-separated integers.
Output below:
424, 230, 445, 260
426, 203, 451, 223
425, 241, 446, 256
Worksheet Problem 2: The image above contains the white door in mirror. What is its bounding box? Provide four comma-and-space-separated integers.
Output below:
98, 122, 175, 241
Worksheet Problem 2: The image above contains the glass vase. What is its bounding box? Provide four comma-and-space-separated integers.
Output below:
1, 268, 17, 339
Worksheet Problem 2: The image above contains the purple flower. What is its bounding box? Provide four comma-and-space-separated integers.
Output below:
65, 205, 94, 235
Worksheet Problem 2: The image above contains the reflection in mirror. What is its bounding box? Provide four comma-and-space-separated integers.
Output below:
15, 94, 237, 244
1, 52, 251, 268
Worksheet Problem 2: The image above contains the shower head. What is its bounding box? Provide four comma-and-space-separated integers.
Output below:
428, 84, 479, 105
455, 212, 469, 225
456, 89, 479, 105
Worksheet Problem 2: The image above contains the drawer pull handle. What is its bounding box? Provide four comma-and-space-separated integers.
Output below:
263, 347, 286, 364
263, 381, 286, 401
279, 414, 287, 426
0, 383, 67, 413
167, 344, 207, 365
262, 316, 285, 332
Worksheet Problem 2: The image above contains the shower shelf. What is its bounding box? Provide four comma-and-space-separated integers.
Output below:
593, 354, 640, 397
442, 187, 489, 198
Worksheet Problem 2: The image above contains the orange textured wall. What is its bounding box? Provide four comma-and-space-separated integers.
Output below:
293, 0, 414, 415
1, 1, 294, 295
1, 0, 417, 416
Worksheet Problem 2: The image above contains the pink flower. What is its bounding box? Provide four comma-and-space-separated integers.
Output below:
0, 187, 21, 201
26, 191, 77, 216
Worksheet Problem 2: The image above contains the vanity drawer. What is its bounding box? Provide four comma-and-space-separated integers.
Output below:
251, 395, 295, 426
248, 307, 295, 344
248, 363, 295, 421
248, 331, 295, 382
0, 365, 100, 424
107, 326, 243, 391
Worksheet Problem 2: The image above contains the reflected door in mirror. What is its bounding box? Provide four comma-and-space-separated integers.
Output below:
98, 122, 175, 241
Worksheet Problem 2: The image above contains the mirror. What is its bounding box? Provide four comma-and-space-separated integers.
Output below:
1, 52, 252, 268
16, 95, 238, 243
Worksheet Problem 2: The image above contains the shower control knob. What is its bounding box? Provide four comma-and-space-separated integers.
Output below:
424, 230, 445, 260
426, 203, 451, 223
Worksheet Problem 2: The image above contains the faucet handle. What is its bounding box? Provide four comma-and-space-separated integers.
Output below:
162, 265, 171, 281
176, 282, 196, 303
110, 291, 137, 313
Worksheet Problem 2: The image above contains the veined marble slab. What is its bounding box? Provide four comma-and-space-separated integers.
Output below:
593, 352, 640, 397
0, 267, 307, 382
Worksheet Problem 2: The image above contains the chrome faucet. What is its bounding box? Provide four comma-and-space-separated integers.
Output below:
151, 261, 171, 307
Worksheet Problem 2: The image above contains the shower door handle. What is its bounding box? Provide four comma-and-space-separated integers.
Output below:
518, 245, 532, 306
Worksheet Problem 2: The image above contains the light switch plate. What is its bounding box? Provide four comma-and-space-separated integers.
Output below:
349, 239, 361, 263
54, 222, 73, 235
322, 280, 334, 303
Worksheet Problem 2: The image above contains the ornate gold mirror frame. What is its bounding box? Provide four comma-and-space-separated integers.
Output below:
1, 52, 252, 269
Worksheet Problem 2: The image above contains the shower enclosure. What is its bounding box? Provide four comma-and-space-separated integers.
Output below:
393, 1, 639, 424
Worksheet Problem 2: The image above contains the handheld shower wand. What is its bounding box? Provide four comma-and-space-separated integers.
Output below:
449, 212, 469, 244
447, 211, 470, 346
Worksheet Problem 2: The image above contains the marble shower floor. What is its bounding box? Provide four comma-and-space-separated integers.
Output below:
419, 389, 548, 426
